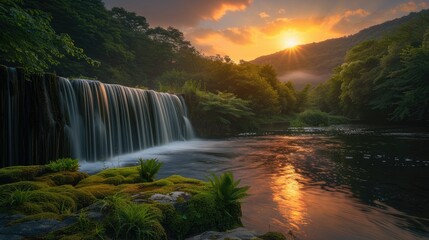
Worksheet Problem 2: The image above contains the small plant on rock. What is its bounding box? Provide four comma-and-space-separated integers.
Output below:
46, 158, 79, 172
208, 172, 249, 223
138, 158, 163, 182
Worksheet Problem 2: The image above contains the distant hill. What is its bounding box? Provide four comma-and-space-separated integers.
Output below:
251, 10, 429, 88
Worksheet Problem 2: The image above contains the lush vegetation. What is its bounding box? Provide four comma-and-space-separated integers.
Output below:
46, 158, 79, 172
251, 11, 428, 87
0, 161, 266, 239
1, 0, 427, 136
0, 0, 311, 136
138, 158, 163, 182
313, 11, 429, 122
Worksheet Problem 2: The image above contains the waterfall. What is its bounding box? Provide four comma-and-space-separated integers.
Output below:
1, 67, 194, 166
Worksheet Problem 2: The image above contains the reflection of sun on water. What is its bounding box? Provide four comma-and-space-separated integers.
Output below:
271, 164, 307, 230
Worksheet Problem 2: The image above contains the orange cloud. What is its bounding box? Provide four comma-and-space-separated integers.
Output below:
103, 0, 252, 27
392, 1, 428, 14
259, 12, 270, 19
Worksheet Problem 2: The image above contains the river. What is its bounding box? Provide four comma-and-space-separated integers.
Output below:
81, 125, 429, 239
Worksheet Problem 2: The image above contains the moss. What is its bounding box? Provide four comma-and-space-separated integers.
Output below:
164, 175, 203, 184
27, 190, 77, 214
258, 232, 288, 240
77, 167, 142, 186
36, 171, 89, 186
9, 212, 62, 225
0, 181, 50, 193
76, 184, 118, 199
98, 166, 139, 178
103, 175, 126, 185
45, 185, 96, 209
0, 165, 46, 184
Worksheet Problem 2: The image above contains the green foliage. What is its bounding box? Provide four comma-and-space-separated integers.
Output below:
0, 0, 96, 72
108, 203, 166, 240
314, 14, 429, 122
208, 172, 249, 224
1, 187, 34, 207
138, 158, 163, 182
291, 109, 349, 127
97, 193, 130, 213
46, 158, 79, 172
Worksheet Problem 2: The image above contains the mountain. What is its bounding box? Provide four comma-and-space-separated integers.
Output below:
251, 10, 429, 88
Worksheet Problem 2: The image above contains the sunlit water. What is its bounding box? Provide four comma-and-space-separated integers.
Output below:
80, 125, 429, 239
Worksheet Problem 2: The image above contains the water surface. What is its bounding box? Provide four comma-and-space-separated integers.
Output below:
81, 125, 429, 239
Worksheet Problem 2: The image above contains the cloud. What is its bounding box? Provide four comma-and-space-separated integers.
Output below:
261, 17, 321, 36
277, 9, 286, 14
391, 1, 429, 14
103, 0, 252, 27
187, 27, 253, 45
330, 8, 372, 34
259, 12, 270, 19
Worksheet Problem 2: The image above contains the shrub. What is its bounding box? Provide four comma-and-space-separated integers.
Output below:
108, 203, 166, 240
138, 158, 163, 182
208, 172, 249, 224
46, 158, 79, 172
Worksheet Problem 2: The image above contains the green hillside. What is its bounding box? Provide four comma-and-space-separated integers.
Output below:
251, 10, 429, 87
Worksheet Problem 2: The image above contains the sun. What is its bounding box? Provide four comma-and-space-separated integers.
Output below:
284, 37, 299, 49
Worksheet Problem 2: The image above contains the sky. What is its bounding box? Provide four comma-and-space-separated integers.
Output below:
102, 0, 429, 61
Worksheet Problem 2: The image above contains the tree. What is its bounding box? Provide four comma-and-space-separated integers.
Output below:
0, 0, 95, 72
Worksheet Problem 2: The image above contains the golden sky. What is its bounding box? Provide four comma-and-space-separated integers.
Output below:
104, 0, 429, 61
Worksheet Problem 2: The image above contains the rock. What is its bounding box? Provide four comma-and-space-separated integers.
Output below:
185, 227, 260, 240
148, 191, 191, 204
0, 217, 76, 237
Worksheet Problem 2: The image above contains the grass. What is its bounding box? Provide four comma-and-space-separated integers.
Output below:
108, 203, 166, 240
138, 158, 163, 182
46, 158, 79, 172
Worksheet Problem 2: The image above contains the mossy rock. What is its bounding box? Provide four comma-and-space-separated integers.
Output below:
45, 185, 96, 209
77, 166, 142, 186
25, 190, 77, 214
0, 165, 47, 184
36, 171, 89, 186
258, 232, 288, 240
76, 184, 118, 199
0, 181, 50, 193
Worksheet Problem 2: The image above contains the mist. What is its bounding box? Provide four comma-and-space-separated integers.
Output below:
279, 71, 331, 89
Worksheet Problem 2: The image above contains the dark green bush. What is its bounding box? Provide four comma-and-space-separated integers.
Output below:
46, 158, 79, 172
138, 158, 163, 182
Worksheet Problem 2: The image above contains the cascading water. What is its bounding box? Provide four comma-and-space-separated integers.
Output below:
1, 66, 194, 166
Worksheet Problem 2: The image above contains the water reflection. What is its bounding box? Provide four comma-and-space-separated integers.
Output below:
272, 164, 307, 230
80, 126, 429, 239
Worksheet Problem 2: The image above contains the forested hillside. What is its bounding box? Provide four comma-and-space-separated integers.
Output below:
0, 0, 309, 136
251, 10, 429, 87
313, 11, 429, 122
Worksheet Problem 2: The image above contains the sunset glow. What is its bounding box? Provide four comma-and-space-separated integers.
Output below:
103, 0, 429, 61
283, 37, 300, 49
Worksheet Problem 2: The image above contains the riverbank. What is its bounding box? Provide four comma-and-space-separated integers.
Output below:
0, 162, 289, 240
